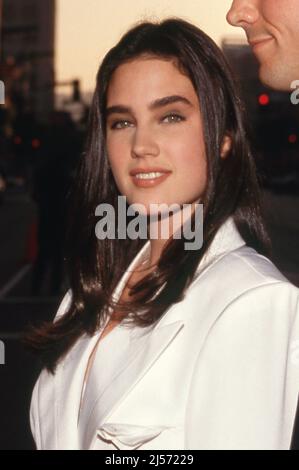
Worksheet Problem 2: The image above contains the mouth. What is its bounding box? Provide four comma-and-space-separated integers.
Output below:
249, 36, 274, 53
130, 169, 172, 188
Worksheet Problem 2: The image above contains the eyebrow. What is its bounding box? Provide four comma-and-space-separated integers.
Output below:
105, 95, 193, 117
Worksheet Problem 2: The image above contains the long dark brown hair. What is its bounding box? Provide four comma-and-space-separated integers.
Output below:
25, 18, 271, 373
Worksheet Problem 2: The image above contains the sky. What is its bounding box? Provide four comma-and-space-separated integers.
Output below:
56, 0, 245, 93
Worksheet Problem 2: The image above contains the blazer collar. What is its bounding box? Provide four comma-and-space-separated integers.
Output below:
124, 215, 246, 288
195, 215, 246, 275
114, 215, 246, 296
57, 216, 246, 449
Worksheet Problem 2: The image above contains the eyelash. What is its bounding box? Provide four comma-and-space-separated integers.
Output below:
109, 113, 185, 130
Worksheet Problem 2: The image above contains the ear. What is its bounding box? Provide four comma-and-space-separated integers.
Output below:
220, 134, 232, 159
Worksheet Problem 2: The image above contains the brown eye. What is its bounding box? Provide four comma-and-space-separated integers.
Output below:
162, 114, 185, 124
111, 120, 133, 130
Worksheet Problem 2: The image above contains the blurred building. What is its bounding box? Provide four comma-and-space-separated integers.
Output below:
0, 0, 55, 123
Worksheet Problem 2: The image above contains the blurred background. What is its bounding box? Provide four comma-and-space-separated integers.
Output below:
0, 0, 298, 449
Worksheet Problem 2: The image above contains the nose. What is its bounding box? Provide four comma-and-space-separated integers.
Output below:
131, 126, 160, 159
226, 0, 259, 28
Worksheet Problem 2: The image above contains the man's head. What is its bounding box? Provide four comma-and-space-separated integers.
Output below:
227, 0, 299, 91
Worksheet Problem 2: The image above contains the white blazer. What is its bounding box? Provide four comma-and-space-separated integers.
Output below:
30, 217, 299, 450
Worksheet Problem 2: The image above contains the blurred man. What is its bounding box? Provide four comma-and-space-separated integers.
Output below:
226, 0, 299, 91
227, 0, 299, 450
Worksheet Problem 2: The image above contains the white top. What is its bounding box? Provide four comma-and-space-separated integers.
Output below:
79, 324, 135, 449
79, 322, 126, 419
30, 216, 299, 450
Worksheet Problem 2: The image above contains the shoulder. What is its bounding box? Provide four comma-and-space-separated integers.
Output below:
214, 244, 290, 285
229, 245, 290, 281
222, 246, 299, 316
198, 243, 298, 298
189, 244, 299, 335
214, 280, 299, 337
189, 247, 299, 391
201, 246, 299, 348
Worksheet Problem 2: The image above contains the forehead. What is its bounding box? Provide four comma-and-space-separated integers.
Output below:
106, 57, 198, 105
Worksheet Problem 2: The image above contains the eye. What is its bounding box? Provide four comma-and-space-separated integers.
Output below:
162, 113, 185, 124
110, 120, 133, 130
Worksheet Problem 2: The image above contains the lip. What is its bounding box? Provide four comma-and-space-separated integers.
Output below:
249, 36, 274, 52
130, 169, 172, 188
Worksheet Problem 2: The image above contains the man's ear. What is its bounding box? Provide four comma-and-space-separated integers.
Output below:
220, 134, 232, 159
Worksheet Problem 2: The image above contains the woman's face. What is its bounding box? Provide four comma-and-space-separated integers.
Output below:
105, 57, 207, 214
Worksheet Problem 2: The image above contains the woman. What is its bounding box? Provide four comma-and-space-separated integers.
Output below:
28, 18, 299, 450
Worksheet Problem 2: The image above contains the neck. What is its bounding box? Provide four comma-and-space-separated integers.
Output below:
143, 200, 201, 269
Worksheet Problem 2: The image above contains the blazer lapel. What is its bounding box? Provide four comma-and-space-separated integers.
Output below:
78, 319, 185, 449
54, 333, 101, 449
54, 240, 151, 448
55, 238, 158, 448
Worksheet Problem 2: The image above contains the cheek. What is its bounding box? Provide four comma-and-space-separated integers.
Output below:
262, 0, 280, 19
106, 137, 128, 169
168, 127, 206, 177
264, 0, 298, 35
165, 139, 207, 203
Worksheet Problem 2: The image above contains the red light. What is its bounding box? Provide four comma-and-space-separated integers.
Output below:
14, 136, 22, 145
32, 138, 41, 149
288, 134, 297, 144
258, 94, 270, 106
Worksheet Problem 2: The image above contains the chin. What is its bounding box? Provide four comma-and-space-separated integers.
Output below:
259, 64, 294, 91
